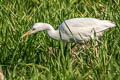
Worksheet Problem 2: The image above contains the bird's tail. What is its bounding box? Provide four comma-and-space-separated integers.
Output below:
102, 20, 116, 28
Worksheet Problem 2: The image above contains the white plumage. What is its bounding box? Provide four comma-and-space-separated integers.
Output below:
21, 18, 116, 43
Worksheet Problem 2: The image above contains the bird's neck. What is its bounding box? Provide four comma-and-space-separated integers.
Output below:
44, 23, 60, 40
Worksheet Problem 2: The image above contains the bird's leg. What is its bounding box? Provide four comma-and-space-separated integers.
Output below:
95, 41, 99, 58
95, 37, 103, 57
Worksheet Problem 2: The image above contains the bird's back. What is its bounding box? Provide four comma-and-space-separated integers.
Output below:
64, 18, 115, 28
58, 18, 115, 42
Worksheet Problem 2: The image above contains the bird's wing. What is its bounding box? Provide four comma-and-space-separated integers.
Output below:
59, 18, 115, 35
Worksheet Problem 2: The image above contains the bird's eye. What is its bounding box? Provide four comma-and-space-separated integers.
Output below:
32, 28, 36, 30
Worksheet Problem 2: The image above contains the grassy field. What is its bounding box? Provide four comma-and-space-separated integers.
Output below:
0, 0, 120, 80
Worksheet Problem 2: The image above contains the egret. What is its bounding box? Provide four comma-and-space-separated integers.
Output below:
21, 18, 115, 56
21, 18, 115, 42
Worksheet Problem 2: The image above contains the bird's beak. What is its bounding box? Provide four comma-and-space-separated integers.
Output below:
21, 30, 33, 38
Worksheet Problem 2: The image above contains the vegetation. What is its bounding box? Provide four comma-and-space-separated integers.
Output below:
0, 0, 120, 80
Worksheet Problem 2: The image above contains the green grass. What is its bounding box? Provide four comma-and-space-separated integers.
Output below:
0, 0, 120, 80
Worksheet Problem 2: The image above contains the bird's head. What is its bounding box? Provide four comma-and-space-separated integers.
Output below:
21, 23, 46, 38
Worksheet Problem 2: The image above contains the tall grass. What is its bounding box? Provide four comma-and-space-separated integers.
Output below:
0, 0, 120, 80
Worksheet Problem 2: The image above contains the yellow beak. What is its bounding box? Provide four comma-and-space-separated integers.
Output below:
21, 30, 33, 38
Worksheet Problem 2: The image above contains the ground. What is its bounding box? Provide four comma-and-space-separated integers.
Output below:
0, 0, 120, 80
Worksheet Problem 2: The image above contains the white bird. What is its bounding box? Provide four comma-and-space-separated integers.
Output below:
21, 18, 115, 43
